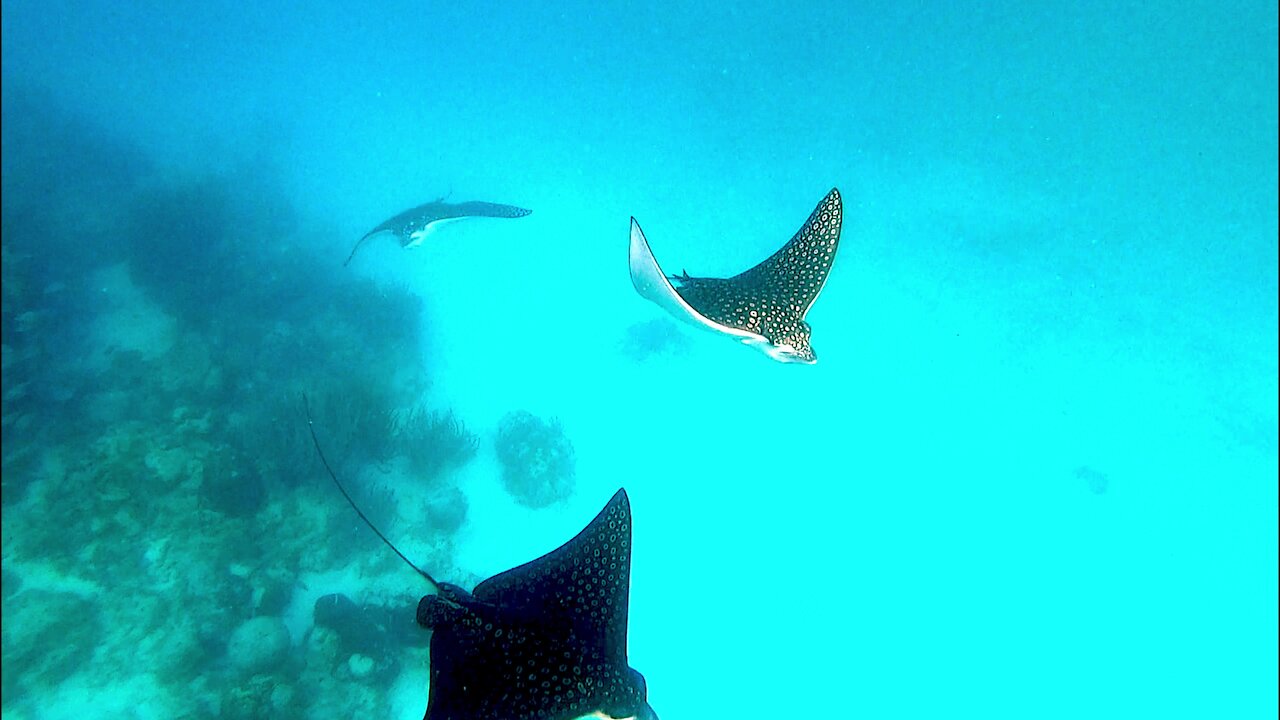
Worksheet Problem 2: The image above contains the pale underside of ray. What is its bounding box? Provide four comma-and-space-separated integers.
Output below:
345, 214, 474, 266
402, 216, 468, 247
628, 218, 775, 353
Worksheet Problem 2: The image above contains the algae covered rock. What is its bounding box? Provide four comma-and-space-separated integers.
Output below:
347, 652, 375, 679
493, 410, 575, 508
199, 447, 267, 518
303, 625, 343, 672
223, 672, 297, 719
312, 592, 411, 683
226, 615, 290, 675
423, 484, 468, 534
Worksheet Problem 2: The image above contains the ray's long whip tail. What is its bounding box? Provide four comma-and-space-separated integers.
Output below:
341, 232, 376, 267
302, 393, 439, 590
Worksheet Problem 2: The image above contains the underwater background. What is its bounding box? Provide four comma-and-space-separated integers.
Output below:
2, 1, 1276, 718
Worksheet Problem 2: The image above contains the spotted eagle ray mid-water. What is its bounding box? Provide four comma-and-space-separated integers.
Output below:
418, 489, 655, 720
303, 399, 656, 720
344, 198, 532, 266
628, 188, 843, 363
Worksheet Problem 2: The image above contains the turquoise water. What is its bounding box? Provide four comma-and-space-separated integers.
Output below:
2, 1, 1276, 718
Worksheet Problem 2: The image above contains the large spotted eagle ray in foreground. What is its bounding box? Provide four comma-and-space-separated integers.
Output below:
303, 398, 657, 720
344, 198, 532, 266
629, 188, 843, 364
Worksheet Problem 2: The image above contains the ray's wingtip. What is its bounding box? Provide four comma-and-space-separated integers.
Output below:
629, 217, 647, 243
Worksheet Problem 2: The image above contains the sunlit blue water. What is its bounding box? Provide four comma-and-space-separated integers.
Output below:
2, 2, 1276, 718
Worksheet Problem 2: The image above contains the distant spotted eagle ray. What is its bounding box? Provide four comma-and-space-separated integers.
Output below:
629, 188, 843, 364
344, 198, 532, 266
303, 398, 657, 720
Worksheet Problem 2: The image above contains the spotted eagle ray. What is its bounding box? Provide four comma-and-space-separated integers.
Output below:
629, 187, 843, 364
344, 198, 532, 266
304, 398, 656, 720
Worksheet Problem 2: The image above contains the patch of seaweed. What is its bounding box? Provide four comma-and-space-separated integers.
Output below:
228, 386, 400, 493
395, 407, 479, 484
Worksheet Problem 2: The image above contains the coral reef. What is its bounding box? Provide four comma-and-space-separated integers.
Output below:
493, 410, 577, 508
200, 444, 269, 518
0, 236, 101, 460
222, 673, 299, 719
0, 92, 458, 719
0, 589, 100, 699
287, 386, 400, 475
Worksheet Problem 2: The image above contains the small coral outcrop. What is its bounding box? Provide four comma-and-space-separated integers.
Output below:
227, 616, 291, 675
493, 411, 575, 508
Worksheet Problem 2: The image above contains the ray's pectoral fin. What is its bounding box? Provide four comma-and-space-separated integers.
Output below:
402, 217, 468, 249
628, 219, 763, 343
628, 219, 699, 324
738, 187, 842, 320
419, 489, 656, 720
303, 402, 652, 720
